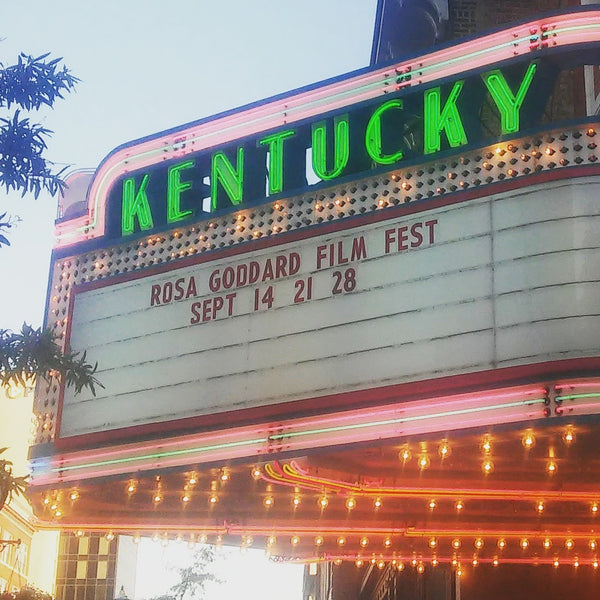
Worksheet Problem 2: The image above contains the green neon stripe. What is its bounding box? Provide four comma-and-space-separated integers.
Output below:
51, 437, 268, 473
269, 398, 547, 441
555, 392, 600, 401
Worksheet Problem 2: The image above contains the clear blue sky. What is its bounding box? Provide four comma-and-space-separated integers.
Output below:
0, 0, 375, 331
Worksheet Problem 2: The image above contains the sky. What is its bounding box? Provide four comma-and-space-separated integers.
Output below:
0, 0, 376, 332
0, 1, 375, 596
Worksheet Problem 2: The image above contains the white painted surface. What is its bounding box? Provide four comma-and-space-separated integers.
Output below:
61, 177, 600, 437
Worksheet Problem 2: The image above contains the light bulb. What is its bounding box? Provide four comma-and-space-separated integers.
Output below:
482, 459, 494, 474
522, 431, 536, 449
399, 447, 412, 462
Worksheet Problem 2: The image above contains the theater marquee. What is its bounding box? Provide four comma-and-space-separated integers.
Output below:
33, 6, 600, 505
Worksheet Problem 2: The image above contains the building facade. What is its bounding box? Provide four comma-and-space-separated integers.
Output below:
26, 4, 600, 600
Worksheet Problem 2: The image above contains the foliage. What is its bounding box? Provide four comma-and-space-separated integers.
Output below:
0, 447, 28, 509
0, 587, 54, 600
0, 52, 78, 246
0, 325, 102, 511
0, 323, 102, 396
151, 547, 222, 600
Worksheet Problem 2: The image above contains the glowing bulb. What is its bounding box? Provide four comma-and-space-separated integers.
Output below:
292, 495, 301, 508
592, 502, 599, 514
318, 495, 328, 509
220, 470, 229, 482
133, 534, 141, 544
429, 537, 437, 548
562, 427, 575, 445
75, 530, 84, 537
574, 558, 580, 568
374, 497, 382, 509
291, 536, 300, 546
355, 559, 363, 567
263, 496, 274, 507
377, 560, 386, 570
106, 532, 115, 541
182, 494, 191, 503
474, 538, 484, 549
428, 499, 437, 510
399, 446, 411, 462
553, 558, 560, 568
384, 537, 392, 548
565, 539, 574, 550
522, 431, 536, 449
153, 493, 162, 504
456, 566, 463, 577
337, 536, 346, 546
472, 557, 479, 567
547, 461, 558, 474
590, 539, 597, 550
251, 467, 262, 480
432, 557, 439, 567
438, 440, 451, 458
482, 459, 494, 474
594, 560, 599, 569
360, 537, 369, 548
416, 562, 425, 574
520, 538, 529, 549
209, 494, 218, 505
537, 501, 544, 513
498, 538, 506, 549
267, 535, 276, 546
314, 536, 324, 546
480, 436, 492, 453
397, 561, 404, 571
455, 500, 464, 512
452, 538, 461, 550
126, 482, 136, 494
69, 490, 79, 501
543, 538, 552, 549
492, 557, 499, 567
418, 454, 430, 470
346, 497, 356, 510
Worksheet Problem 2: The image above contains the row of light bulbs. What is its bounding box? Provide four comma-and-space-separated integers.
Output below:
72, 528, 600, 571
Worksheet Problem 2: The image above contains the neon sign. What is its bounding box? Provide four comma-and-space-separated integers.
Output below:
107, 61, 541, 239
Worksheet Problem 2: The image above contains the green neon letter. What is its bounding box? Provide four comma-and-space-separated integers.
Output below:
258, 129, 295, 194
211, 147, 244, 210
311, 116, 350, 180
365, 99, 404, 164
423, 81, 467, 154
167, 159, 194, 223
482, 62, 537, 134
122, 174, 153, 236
